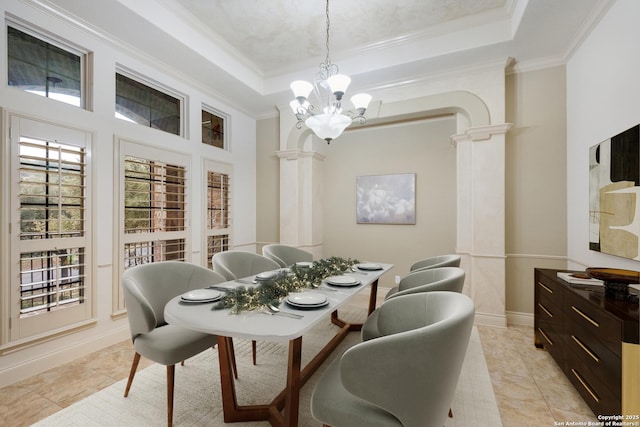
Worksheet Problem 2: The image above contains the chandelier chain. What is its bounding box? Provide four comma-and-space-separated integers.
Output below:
324, 0, 331, 67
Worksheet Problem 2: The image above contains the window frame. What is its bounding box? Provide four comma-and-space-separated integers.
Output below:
203, 159, 233, 268
115, 67, 186, 138
201, 105, 229, 150
6, 19, 91, 110
3, 113, 94, 349
114, 139, 191, 314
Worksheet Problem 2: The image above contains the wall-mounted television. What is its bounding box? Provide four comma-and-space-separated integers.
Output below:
589, 124, 640, 260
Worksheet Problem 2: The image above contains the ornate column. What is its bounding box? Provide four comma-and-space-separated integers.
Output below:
275, 149, 325, 259
453, 123, 511, 327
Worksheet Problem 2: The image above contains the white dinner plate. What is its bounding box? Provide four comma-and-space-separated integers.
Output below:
295, 261, 313, 268
285, 292, 327, 307
255, 270, 278, 281
325, 275, 360, 287
180, 288, 223, 302
355, 262, 383, 271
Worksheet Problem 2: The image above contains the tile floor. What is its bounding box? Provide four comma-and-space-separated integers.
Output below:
0, 292, 599, 427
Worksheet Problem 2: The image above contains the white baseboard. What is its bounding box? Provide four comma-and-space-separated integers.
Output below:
0, 326, 130, 387
474, 311, 507, 328
506, 311, 534, 327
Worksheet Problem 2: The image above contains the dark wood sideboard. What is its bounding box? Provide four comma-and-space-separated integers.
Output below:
534, 268, 639, 417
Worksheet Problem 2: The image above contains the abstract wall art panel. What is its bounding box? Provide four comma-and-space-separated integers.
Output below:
356, 173, 416, 224
589, 124, 640, 260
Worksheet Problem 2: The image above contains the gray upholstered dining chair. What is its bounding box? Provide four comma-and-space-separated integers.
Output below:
211, 250, 281, 364
409, 253, 461, 272
262, 243, 313, 268
363, 266, 465, 340
311, 291, 475, 427
122, 261, 229, 427
212, 250, 281, 281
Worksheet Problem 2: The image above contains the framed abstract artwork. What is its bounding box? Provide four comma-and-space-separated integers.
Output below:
356, 173, 416, 224
589, 124, 640, 260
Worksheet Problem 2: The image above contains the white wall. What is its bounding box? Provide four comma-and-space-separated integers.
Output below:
322, 117, 458, 282
0, 1, 256, 385
567, 0, 640, 271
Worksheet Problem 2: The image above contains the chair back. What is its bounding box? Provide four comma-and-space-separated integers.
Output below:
122, 261, 226, 339
409, 254, 461, 272
393, 266, 465, 298
340, 292, 475, 427
262, 244, 313, 268
212, 250, 280, 281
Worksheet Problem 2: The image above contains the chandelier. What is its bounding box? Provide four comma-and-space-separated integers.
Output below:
289, 0, 371, 144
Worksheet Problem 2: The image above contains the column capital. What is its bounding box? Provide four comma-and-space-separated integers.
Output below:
451, 123, 512, 144
276, 149, 326, 161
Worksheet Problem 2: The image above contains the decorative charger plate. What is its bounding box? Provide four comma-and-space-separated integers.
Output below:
285, 292, 328, 308
355, 262, 383, 271
295, 261, 313, 268
180, 288, 223, 303
255, 270, 278, 281
325, 275, 360, 287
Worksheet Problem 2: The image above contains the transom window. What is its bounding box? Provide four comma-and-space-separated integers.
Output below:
7, 25, 84, 107
202, 108, 226, 149
116, 73, 181, 136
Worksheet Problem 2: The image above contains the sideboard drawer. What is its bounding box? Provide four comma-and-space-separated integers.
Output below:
567, 360, 621, 416
565, 291, 622, 357
565, 325, 621, 400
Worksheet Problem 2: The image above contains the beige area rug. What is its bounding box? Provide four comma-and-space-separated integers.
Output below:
34, 309, 501, 426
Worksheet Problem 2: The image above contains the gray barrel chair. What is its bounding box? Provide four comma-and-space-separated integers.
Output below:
311, 291, 475, 427
122, 261, 229, 427
262, 243, 313, 268
212, 250, 281, 281
363, 267, 465, 341
409, 254, 461, 272
211, 250, 281, 364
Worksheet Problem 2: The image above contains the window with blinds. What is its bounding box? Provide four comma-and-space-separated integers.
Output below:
123, 155, 187, 267
7, 114, 93, 344
18, 138, 86, 316
205, 166, 231, 268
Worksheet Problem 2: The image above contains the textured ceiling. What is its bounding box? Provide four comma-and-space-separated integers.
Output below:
172, 0, 507, 75
37, 0, 613, 116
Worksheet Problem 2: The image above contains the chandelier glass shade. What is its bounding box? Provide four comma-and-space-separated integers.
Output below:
289, 0, 371, 144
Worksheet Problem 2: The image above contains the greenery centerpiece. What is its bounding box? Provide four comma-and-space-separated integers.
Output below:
213, 256, 358, 313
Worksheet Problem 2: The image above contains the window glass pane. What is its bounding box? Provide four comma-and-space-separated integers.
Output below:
207, 235, 229, 269
7, 26, 82, 107
20, 248, 85, 317
116, 73, 180, 135
19, 138, 85, 239
124, 239, 186, 268
207, 171, 230, 229
202, 109, 225, 149
124, 156, 186, 233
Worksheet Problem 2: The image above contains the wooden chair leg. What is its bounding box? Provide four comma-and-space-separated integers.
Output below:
227, 338, 238, 379
167, 365, 175, 427
448, 407, 453, 418
180, 360, 185, 366
124, 352, 141, 397
252, 340, 257, 365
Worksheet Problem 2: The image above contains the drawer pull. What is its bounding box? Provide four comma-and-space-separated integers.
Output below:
571, 369, 600, 403
537, 328, 553, 346
537, 303, 553, 318
571, 335, 600, 363
537, 281, 553, 294
571, 306, 600, 328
